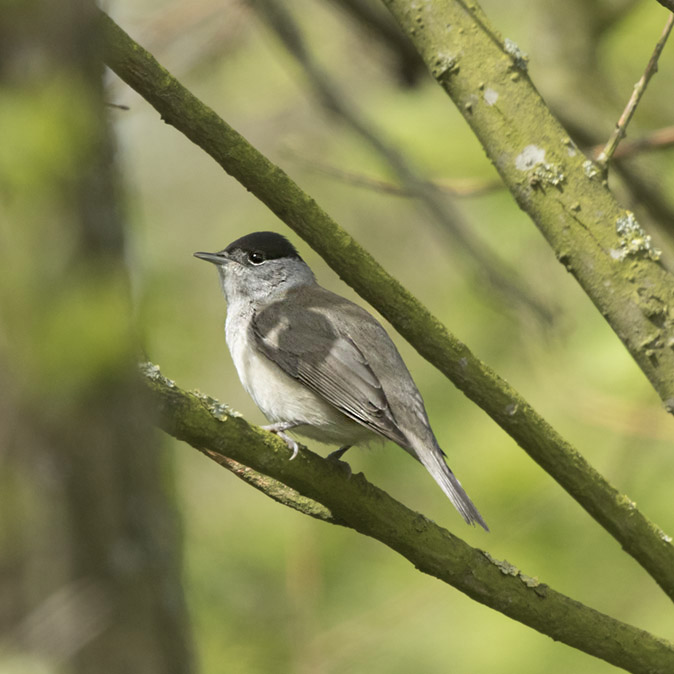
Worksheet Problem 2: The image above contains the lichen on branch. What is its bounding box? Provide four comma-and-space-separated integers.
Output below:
101, 10, 674, 602
142, 364, 674, 674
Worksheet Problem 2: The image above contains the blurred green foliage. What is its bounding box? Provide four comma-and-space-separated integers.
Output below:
105, 1, 674, 672
0, 75, 135, 399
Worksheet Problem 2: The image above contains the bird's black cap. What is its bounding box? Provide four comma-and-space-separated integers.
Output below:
225, 231, 301, 260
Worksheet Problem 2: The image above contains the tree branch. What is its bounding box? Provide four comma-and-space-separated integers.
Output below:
324, 0, 427, 86
252, 0, 556, 327
597, 12, 674, 167
142, 364, 674, 674
204, 452, 342, 524
590, 125, 674, 161
100, 10, 674, 602
379, 0, 674, 410
281, 147, 503, 198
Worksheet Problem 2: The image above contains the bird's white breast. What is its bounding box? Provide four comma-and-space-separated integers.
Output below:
224, 304, 373, 446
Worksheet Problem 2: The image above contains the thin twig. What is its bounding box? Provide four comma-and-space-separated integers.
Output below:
558, 114, 674, 239
597, 12, 674, 167
289, 124, 674, 198
204, 451, 341, 523
591, 124, 674, 160
253, 0, 556, 326
281, 147, 503, 197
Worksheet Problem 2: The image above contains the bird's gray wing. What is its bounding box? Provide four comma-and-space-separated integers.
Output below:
251, 296, 408, 446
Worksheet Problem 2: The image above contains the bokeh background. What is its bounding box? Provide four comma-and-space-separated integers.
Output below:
3, 0, 674, 672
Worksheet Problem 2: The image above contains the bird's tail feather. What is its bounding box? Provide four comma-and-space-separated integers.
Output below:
412, 439, 488, 531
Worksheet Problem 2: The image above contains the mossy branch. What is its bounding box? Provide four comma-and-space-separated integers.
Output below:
100, 11, 674, 601
381, 0, 674, 410
142, 364, 674, 674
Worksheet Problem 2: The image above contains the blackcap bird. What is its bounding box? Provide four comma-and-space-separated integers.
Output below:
195, 231, 487, 530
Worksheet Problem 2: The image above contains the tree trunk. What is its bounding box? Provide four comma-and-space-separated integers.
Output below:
0, 2, 194, 672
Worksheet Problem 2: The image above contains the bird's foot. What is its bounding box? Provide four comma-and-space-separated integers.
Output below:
262, 422, 301, 460
327, 445, 352, 478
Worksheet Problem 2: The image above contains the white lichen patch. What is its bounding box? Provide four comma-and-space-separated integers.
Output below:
431, 52, 458, 78
515, 145, 565, 187
194, 391, 241, 421
612, 211, 661, 261
483, 551, 519, 576
520, 574, 540, 588
482, 552, 547, 596
140, 361, 161, 379
532, 162, 565, 186
515, 145, 546, 171
504, 38, 528, 71
583, 160, 600, 179
484, 87, 499, 105
140, 361, 175, 388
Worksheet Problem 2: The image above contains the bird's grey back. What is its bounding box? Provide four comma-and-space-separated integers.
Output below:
252, 284, 435, 454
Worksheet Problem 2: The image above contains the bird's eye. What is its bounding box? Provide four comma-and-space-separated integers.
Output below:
248, 250, 265, 265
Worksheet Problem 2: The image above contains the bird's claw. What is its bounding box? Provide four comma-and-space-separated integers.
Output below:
279, 432, 300, 460
262, 423, 301, 460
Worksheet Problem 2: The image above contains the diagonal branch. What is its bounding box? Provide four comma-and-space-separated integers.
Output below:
597, 12, 674, 167
282, 146, 503, 196
203, 451, 343, 524
324, 0, 427, 86
591, 125, 674, 161
143, 364, 674, 674
100, 10, 674, 602
252, 0, 556, 327
379, 0, 674, 410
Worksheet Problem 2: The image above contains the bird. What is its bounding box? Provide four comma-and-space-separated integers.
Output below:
194, 231, 488, 530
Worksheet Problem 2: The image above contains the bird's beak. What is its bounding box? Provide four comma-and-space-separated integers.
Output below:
194, 251, 230, 265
